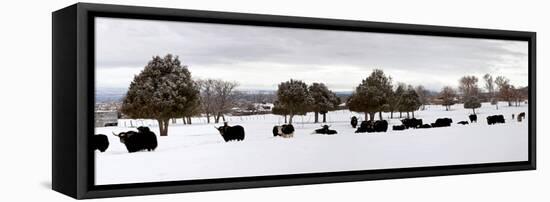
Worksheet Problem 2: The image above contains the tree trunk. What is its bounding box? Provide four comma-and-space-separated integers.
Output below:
365, 113, 369, 121
378, 111, 383, 120
472, 108, 476, 115
406, 112, 410, 118
412, 111, 415, 118
390, 111, 393, 119
187, 117, 192, 124
322, 113, 327, 123
284, 115, 287, 123
215, 113, 221, 124
369, 112, 375, 121
314, 112, 319, 123
206, 113, 211, 124
221, 114, 226, 122
508, 101, 512, 106
183, 117, 187, 125
399, 112, 403, 118
289, 114, 295, 124
158, 119, 169, 136
172, 119, 176, 124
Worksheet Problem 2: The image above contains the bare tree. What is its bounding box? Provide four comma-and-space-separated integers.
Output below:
459, 75, 481, 114
212, 80, 239, 123
483, 74, 498, 109
197, 79, 217, 123
415, 85, 429, 110
440, 86, 456, 111
495, 76, 513, 106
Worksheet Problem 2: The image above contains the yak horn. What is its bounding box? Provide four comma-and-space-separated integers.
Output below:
112, 132, 119, 136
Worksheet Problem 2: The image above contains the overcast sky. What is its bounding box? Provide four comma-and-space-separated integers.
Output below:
95, 17, 528, 92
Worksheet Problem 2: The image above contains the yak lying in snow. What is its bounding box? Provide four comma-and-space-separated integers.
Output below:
273, 124, 295, 138
92, 134, 109, 152
469, 114, 477, 123
350, 116, 358, 128
113, 126, 158, 153
431, 118, 453, 128
487, 115, 505, 125
314, 125, 337, 135
418, 124, 432, 129
401, 118, 423, 129
392, 125, 406, 131
457, 121, 469, 125
217, 123, 245, 142
355, 120, 388, 133
517, 112, 526, 122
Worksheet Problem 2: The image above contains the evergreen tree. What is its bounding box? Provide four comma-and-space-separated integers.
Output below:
347, 69, 392, 121
399, 85, 422, 118
272, 101, 289, 123
276, 79, 313, 124
309, 83, 340, 123
386, 82, 405, 118
121, 54, 200, 136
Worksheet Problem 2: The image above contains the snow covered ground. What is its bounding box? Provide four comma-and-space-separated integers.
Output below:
95, 102, 528, 185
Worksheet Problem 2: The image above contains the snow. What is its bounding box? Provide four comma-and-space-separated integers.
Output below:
95, 102, 528, 185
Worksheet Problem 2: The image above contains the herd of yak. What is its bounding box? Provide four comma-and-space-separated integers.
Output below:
92, 112, 526, 153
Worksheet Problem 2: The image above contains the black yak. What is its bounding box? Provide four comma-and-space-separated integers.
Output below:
356, 120, 388, 133
418, 124, 432, 129
457, 121, 469, 125
273, 124, 294, 138
401, 118, 423, 129
314, 125, 337, 135
487, 115, 505, 125
113, 126, 158, 153
217, 123, 245, 142
350, 116, 358, 128
92, 134, 109, 152
392, 125, 406, 131
517, 112, 526, 122
431, 118, 453, 127
469, 114, 477, 123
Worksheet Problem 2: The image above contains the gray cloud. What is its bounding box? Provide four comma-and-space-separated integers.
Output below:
95, 17, 528, 92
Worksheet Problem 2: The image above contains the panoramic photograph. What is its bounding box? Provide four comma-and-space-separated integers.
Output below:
93, 17, 529, 185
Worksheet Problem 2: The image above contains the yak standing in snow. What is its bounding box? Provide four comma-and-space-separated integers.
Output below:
469, 114, 477, 123
517, 112, 526, 122
217, 122, 245, 142
355, 120, 388, 133
273, 124, 295, 138
113, 126, 158, 153
314, 125, 337, 135
350, 116, 358, 128
401, 118, 423, 129
92, 134, 109, 152
431, 118, 453, 128
487, 115, 505, 125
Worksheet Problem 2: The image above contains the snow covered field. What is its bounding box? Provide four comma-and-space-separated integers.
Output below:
95, 102, 528, 185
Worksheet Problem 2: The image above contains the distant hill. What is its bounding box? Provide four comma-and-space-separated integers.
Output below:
95, 88, 126, 103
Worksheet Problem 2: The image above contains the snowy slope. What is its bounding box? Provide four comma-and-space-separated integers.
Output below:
95, 102, 528, 185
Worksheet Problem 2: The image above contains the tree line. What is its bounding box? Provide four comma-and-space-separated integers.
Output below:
120, 54, 527, 136
438, 73, 527, 114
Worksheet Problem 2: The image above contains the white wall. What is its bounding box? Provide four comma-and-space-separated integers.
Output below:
0, 0, 547, 201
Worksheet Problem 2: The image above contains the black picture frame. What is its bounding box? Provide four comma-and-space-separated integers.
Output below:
52, 3, 536, 199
